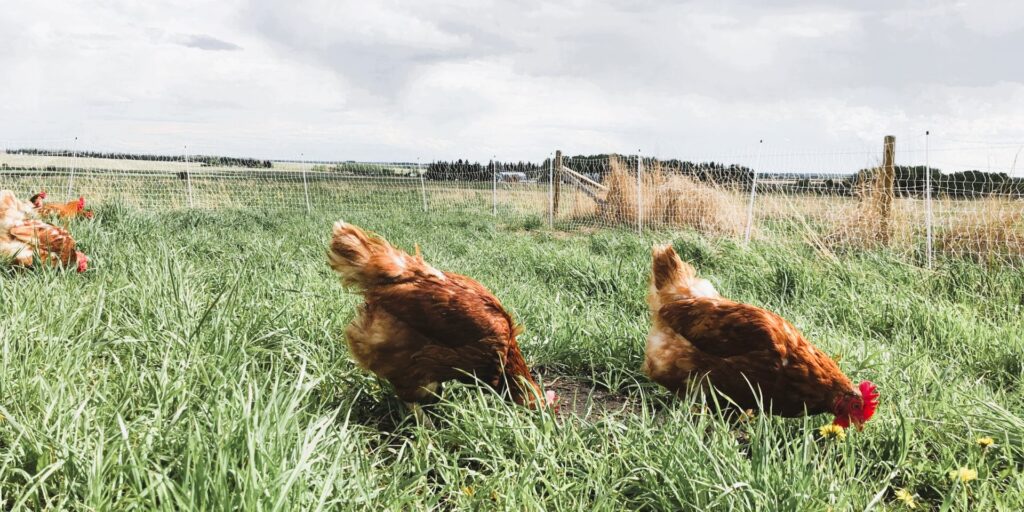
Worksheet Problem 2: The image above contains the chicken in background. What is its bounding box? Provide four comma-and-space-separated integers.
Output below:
1, 190, 88, 272
30, 191, 94, 220
327, 221, 556, 420
643, 244, 877, 430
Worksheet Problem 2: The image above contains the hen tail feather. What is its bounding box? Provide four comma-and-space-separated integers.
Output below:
328, 221, 425, 289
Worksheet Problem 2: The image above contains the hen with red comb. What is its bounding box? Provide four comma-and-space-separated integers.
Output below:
1, 190, 89, 273
644, 244, 878, 429
33, 194, 95, 220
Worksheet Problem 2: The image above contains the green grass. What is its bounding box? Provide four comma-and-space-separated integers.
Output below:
2, 204, 1023, 511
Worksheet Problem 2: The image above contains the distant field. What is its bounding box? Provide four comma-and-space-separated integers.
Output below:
3, 152, 1021, 266
0, 153, 415, 175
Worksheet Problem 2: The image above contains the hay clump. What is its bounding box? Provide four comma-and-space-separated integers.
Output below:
599, 156, 743, 236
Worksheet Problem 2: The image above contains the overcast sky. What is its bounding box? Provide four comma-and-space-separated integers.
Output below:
1, 0, 1022, 171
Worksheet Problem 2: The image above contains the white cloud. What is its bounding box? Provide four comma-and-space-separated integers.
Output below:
0, 0, 1021, 172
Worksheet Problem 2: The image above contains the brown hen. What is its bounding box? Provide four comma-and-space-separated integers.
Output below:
1, 190, 88, 272
644, 244, 876, 428
30, 191, 94, 220
327, 221, 555, 416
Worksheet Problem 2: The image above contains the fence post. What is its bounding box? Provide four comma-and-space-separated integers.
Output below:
66, 136, 78, 200
184, 145, 194, 208
552, 150, 562, 222
880, 135, 896, 243
548, 153, 555, 227
301, 153, 311, 213
419, 158, 428, 212
924, 131, 933, 268
492, 157, 497, 216
636, 151, 643, 234
744, 139, 763, 243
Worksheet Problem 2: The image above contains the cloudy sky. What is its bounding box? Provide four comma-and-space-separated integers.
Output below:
1, 0, 1022, 171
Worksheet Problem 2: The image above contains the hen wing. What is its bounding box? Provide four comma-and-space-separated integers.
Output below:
658, 297, 791, 360
368, 272, 517, 350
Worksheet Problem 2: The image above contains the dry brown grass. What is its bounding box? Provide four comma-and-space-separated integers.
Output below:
824, 166, 913, 251
936, 207, 1024, 264
598, 156, 744, 236
821, 166, 1024, 263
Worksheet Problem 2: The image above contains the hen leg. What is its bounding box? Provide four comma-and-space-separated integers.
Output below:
397, 382, 442, 428
404, 403, 434, 428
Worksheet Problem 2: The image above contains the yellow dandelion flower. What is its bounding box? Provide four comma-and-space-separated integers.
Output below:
949, 467, 977, 483
461, 486, 474, 497
738, 409, 756, 423
976, 436, 995, 448
894, 488, 917, 509
819, 424, 846, 441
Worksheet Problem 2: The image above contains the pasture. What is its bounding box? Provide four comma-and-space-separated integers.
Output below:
1, 196, 1023, 510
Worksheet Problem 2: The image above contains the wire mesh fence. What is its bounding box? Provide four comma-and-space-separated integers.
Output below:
2, 137, 1022, 266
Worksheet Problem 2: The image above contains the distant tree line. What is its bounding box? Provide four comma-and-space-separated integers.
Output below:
424, 160, 543, 181
422, 155, 754, 184
779, 166, 1024, 198
420, 155, 1024, 199
7, 148, 272, 168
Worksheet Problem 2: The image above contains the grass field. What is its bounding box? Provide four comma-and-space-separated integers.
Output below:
2, 202, 1024, 510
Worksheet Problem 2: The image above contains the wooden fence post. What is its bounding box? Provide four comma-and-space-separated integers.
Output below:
879, 135, 896, 243
636, 152, 642, 234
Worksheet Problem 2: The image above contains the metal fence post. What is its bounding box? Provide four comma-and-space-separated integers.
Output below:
66, 136, 78, 200
744, 139, 763, 243
419, 158, 428, 212
636, 151, 643, 234
925, 131, 933, 269
552, 151, 562, 226
492, 157, 497, 216
301, 153, 311, 213
184, 145, 194, 208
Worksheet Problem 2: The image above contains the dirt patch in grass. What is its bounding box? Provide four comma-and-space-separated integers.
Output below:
540, 374, 641, 421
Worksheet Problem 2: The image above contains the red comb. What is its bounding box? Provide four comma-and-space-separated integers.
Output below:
859, 381, 878, 420
76, 252, 88, 273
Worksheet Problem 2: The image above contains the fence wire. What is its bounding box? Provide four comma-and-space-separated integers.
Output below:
2, 138, 1021, 266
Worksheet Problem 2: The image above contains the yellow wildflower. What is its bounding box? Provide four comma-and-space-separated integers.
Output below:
949, 467, 977, 483
738, 409, 756, 423
819, 424, 846, 441
461, 486, 474, 497
894, 488, 917, 509
976, 436, 995, 448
